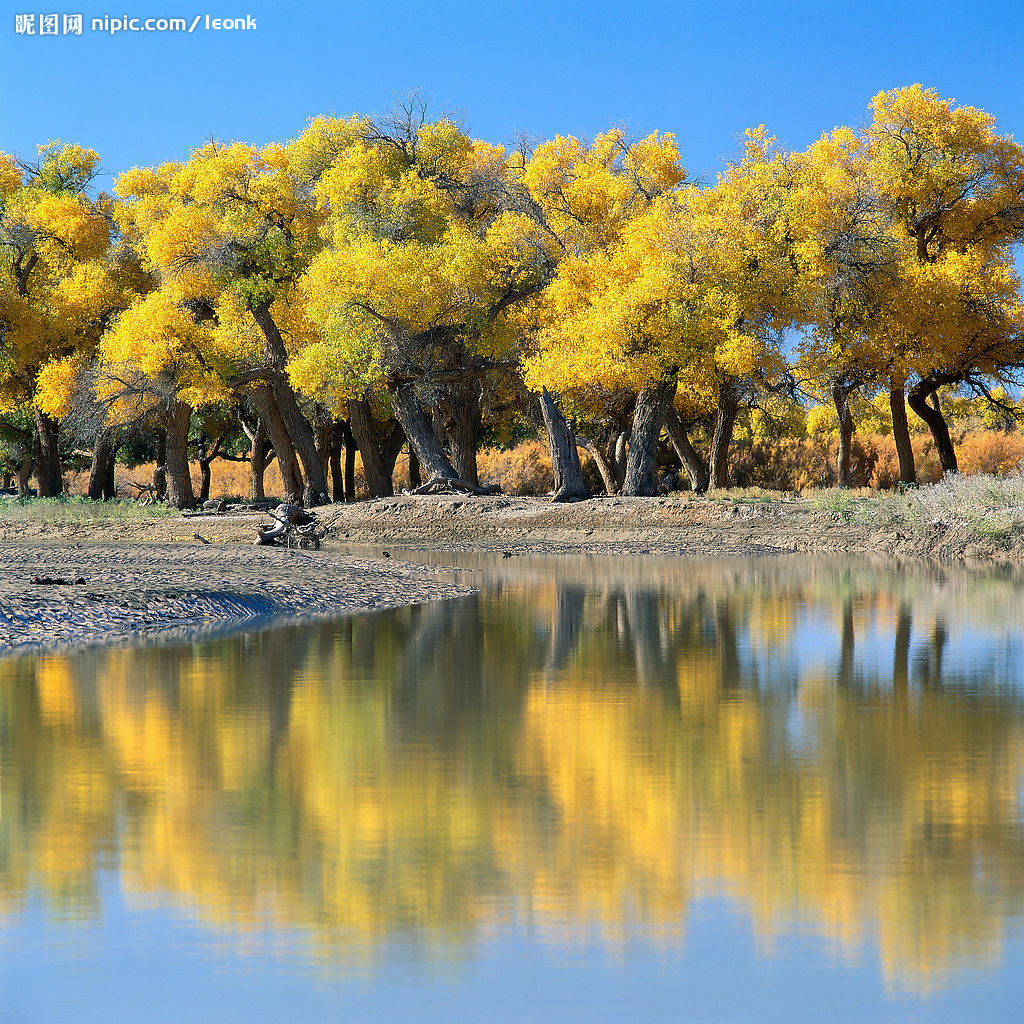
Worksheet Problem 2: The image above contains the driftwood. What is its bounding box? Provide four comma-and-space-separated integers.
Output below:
123, 479, 161, 504
254, 503, 321, 549
409, 476, 502, 496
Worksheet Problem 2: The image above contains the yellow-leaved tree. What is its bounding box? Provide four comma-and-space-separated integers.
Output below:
297, 97, 556, 487
526, 127, 797, 492
109, 139, 329, 506
864, 85, 1024, 476
517, 127, 686, 496
0, 142, 142, 496
791, 127, 904, 485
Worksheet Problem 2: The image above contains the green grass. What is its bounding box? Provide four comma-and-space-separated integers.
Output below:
0, 495, 179, 524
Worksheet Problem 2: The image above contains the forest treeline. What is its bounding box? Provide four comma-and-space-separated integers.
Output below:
3, 85, 1024, 507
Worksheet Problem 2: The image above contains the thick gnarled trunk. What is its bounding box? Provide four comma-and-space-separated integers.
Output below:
244, 416, 273, 501
889, 380, 916, 486
312, 404, 334, 494
539, 387, 588, 501
347, 398, 405, 498
251, 302, 330, 505
388, 384, 461, 482
164, 400, 195, 509
622, 381, 677, 496
32, 407, 63, 497
832, 383, 856, 488
576, 431, 628, 495
708, 379, 741, 490
88, 430, 117, 500
436, 380, 482, 486
250, 384, 303, 504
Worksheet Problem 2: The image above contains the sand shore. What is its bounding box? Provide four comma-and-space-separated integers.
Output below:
4, 493, 1016, 562
0, 542, 473, 654
2, 492, 1021, 654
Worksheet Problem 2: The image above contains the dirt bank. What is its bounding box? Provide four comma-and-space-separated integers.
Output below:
2, 493, 1020, 564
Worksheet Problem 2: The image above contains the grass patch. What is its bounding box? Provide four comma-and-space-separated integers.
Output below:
810, 474, 1024, 538
810, 488, 865, 523
0, 495, 179, 524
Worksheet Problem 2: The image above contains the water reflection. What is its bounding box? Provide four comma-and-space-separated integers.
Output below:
1, 556, 1023, 994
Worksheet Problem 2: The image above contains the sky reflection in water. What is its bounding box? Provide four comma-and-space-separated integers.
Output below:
1, 554, 1023, 1023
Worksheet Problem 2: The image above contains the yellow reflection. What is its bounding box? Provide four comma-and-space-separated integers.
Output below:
0, 556, 1021, 994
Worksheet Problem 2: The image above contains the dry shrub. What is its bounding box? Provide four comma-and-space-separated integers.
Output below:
864, 434, 942, 488
477, 442, 553, 495
729, 437, 878, 490
64, 461, 288, 500
727, 434, 952, 491
956, 431, 1024, 476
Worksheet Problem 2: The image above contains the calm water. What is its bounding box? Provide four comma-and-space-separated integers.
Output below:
2, 554, 1023, 1023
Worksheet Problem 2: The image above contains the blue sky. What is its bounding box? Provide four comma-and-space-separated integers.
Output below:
3, 0, 1023, 188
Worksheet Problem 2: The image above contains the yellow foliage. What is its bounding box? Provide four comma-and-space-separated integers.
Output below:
36, 353, 87, 418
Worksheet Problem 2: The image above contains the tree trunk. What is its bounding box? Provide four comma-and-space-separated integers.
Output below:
153, 428, 167, 500
577, 437, 620, 495
436, 380, 482, 486
17, 455, 34, 497
539, 387, 589, 501
889, 381, 916, 486
329, 420, 345, 503
250, 384, 303, 504
88, 430, 117, 500
338, 418, 356, 502
664, 408, 708, 493
708, 379, 741, 490
251, 302, 330, 505
198, 454, 213, 502
832, 384, 856, 488
908, 375, 959, 474
623, 381, 677, 496
32, 407, 63, 497
246, 416, 272, 501
388, 383, 461, 481
408, 445, 421, 489
164, 400, 195, 509
613, 432, 628, 489
347, 399, 404, 498
313, 403, 334, 496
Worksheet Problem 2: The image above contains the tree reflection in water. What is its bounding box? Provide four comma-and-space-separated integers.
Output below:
1, 555, 1023, 993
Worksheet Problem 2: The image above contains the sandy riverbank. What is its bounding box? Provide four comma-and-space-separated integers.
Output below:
3, 493, 1017, 564
0, 542, 473, 654
2, 489, 1022, 654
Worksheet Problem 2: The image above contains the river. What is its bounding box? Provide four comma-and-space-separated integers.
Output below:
1, 554, 1022, 1022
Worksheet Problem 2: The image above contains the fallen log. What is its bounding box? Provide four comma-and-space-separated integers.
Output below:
254, 503, 321, 548
409, 476, 502, 496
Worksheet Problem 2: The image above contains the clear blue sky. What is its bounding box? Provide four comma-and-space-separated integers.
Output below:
3, 0, 1023, 188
